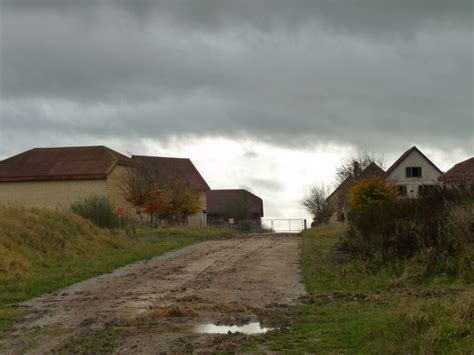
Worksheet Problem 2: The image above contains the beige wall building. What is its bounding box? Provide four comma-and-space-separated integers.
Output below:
0, 146, 210, 227
0, 146, 136, 214
385, 146, 443, 198
325, 146, 443, 224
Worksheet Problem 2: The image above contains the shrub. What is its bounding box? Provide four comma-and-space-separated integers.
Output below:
348, 179, 398, 210
338, 184, 474, 279
70, 195, 119, 229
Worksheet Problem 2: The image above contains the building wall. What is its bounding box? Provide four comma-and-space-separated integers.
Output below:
106, 165, 136, 216
0, 179, 108, 210
187, 192, 207, 227
386, 150, 442, 198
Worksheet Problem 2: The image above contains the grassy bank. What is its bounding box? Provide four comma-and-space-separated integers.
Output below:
0, 207, 233, 329
247, 224, 473, 353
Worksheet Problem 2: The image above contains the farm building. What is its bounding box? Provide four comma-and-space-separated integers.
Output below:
0, 146, 211, 227
0, 146, 136, 214
438, 157, 474, 184
131, 155, 210, 226
207, 189, 264, 226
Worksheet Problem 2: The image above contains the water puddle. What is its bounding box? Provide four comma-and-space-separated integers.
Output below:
194, 322, 272, 335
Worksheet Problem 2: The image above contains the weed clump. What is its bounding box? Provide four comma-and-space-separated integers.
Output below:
71, 195, 119, 229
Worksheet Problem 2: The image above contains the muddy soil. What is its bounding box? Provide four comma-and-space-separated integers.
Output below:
1, 234, 305, 354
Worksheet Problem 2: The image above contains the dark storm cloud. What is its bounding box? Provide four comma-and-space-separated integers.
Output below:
0, 0, 472, 156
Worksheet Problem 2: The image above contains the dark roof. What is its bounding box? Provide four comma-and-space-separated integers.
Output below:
438, 157, 474, 182
207, 189, 264, 217
131, 155, 210, 191
326, 162, 385, 202
385, 146, 443, 177
0, 146, 134, 182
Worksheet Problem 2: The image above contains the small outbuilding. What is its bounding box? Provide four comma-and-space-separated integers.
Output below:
207, 189, 264, 226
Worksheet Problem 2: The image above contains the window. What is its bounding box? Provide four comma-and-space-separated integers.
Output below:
419, 184, 437, 196
406, 167, 422, 178
397, 185, 407, 196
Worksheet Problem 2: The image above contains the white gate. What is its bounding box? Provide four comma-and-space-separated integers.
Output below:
261, 219, 307, 233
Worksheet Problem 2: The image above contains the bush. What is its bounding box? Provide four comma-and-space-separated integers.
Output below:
338, 184, 474, 279
348, 179, 398, 210
70, 196, 119, 229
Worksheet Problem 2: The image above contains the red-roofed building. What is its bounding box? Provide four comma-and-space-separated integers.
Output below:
438, 157, 474, 184
0, 146, 136, 213
131, 155, 210, 226
207, 189, 264, 225
0, 147, 211, 226
385, 146, 443, 198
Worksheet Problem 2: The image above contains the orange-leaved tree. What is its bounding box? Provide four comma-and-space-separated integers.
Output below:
125, 163, 201, 225
348, 179, 398, 210
142, 185, 173, 220
164, 177, 201, 224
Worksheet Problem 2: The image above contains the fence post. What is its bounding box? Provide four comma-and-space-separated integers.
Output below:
304, 219, 307, 230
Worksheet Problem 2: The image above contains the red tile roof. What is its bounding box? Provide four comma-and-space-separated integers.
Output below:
131, 155, 210, 191
207, 189, 264, 217
0, 146, 134, 182
438, 157, 474, 182
385, 146, 443, 177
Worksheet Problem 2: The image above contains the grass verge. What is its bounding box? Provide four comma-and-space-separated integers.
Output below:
245, 224, 473, 354
0, 207, 233, 330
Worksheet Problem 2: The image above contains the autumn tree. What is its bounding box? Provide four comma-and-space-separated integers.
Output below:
301, 184, 335, 226
124, 164, 201, 226
164, 177, 202, 224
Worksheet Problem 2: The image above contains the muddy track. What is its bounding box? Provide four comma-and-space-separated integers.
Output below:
1, 234, 305, 354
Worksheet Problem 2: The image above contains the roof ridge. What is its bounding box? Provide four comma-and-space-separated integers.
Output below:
385, 146, 442, 177
132, 155, 190, 160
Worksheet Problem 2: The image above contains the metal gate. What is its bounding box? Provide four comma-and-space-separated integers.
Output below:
261, 219, 307, 233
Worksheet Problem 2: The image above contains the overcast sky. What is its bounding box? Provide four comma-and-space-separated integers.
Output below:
0, 0, 473, 220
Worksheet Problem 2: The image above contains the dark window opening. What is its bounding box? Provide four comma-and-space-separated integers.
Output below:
397, 185, 407, 196
406, 167, 422, 178
419, 185, 437, 196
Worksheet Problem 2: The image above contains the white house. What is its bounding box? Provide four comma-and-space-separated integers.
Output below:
385, 146, 443, 198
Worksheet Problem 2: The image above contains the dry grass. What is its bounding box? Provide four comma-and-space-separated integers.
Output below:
0, 207, 234, 308
0, 207, 118, 276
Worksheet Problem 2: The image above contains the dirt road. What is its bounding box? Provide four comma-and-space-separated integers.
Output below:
2, 234, 305, 353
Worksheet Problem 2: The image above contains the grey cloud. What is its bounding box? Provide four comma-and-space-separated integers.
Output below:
3, 1, 472, 35
0, 0, 472, 157
242, 150, 258, 159
248, 178, 285, 192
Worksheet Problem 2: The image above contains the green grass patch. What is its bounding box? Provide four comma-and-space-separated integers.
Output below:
0, 207, 234, 308
244, 224, 473, 354
0, 306, 25, 331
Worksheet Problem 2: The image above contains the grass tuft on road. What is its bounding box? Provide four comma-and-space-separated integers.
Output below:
0, 207, 233, 330
245, 224, 473, 354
